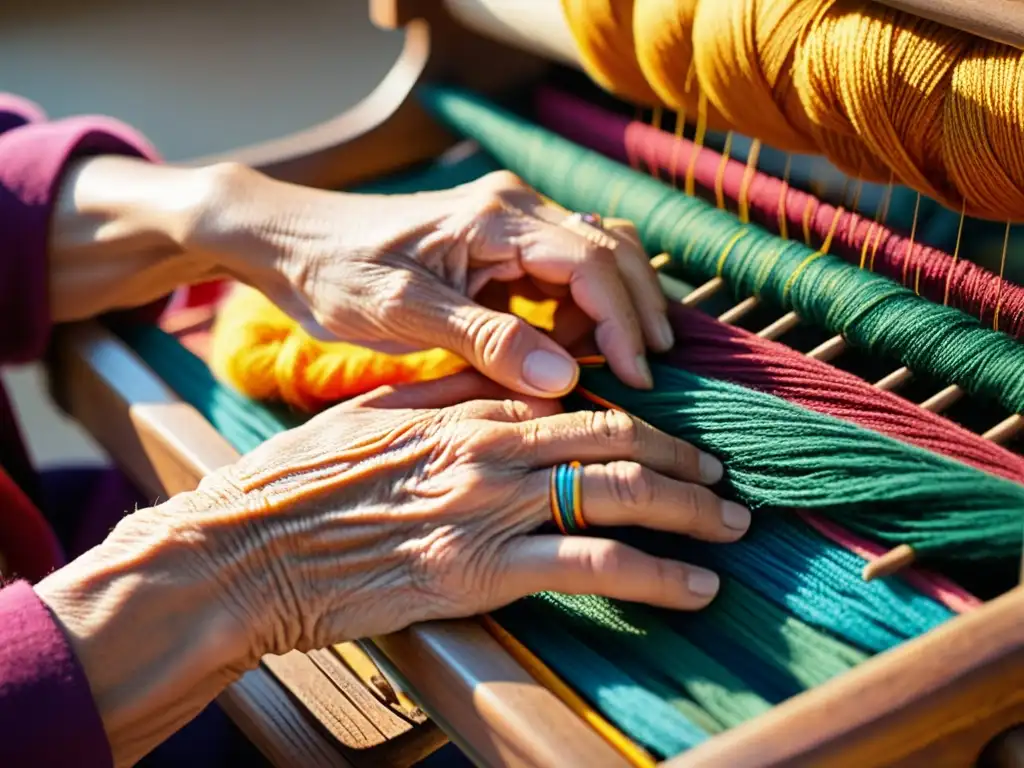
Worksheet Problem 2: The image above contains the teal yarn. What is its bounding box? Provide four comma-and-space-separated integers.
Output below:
573, 363, 1024, 561
417, 86, 1024, 416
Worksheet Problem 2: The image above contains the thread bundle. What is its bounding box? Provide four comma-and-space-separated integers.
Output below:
562, 0, 1024, 221
534, 87, 1024, 337
418, 86, 1024, 418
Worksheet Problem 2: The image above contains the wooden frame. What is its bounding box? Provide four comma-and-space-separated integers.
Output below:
46, 0, 1024, 765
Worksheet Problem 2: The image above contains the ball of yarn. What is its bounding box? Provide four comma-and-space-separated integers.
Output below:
690, 0, 821, 154
210, 285, 468, 411
943, 39, 1024, 220
827, 2, 965, 205
632, 0, 727, 130
561, 0, 662, 105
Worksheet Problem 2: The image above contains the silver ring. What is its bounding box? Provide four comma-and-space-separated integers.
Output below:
567, 211, 604, 230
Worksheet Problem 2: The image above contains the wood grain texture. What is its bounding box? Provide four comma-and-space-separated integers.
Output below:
49, 320, 627, 767
871, 0, 1024, 49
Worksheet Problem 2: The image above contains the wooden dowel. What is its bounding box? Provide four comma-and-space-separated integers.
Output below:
681, 277, 726, 307
757, 311, 801, 340
806, 335, 847, 363
869, 1, 1024, 51
874, 366, 913, 391
649, 253, 670, 270
919, 384, 965, 413
862, 544, 916, 582
983, 414, 1024, 445
718, 296, 761, 325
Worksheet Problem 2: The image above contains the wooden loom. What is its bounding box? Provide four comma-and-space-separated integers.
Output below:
45, 0, 1024, 765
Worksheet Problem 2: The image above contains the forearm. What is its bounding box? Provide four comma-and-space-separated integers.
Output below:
33, 499, 255, 767
49, 157, 226, 323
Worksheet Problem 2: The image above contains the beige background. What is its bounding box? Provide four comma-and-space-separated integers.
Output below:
0, 0, 403, 467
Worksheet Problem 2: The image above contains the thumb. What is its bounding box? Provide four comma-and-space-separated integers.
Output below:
440, 296, 580, 397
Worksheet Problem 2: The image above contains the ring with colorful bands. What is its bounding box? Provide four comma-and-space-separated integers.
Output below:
550, 461, 586, 534
566, 211, 604, 230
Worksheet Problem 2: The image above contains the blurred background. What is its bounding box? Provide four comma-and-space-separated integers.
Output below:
0, 0, 402, 468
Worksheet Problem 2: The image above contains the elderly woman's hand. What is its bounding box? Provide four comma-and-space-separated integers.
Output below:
35, 374, 746, 765
198, 166, 672, 395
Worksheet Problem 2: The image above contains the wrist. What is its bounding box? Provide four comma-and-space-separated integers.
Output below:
34, 502, 255, 766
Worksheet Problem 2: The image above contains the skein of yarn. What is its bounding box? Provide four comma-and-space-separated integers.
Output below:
561, 0, 1024, 222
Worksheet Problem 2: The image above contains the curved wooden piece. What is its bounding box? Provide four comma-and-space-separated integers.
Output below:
48, 320, 629, 768
666, 585, 1024, 768
870, 0, 1024, 50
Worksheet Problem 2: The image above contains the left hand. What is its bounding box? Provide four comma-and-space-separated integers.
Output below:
198, 166, 673, 396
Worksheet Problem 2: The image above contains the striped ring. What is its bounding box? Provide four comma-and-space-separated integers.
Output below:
550, 461, 586, 534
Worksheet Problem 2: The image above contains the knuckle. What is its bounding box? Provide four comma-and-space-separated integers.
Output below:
677, 484, 712, 526
580, 539, 624, 576
500, 398, 534, 422
589, 409, 641, 452
480, 169, 526, 193
377, 270, 420, 320
466, 311, 524, 363
607, 461, 654, 508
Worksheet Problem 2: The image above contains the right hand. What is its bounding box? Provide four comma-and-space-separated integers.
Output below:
170, 372, 748, 658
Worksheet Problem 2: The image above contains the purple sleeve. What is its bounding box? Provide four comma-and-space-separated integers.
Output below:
0, 581, 112, 767
0, 103, 161, 364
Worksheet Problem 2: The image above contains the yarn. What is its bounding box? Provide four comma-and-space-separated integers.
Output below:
564, 0, 1024, 221
575, 362, 1024, 560
533, 87, 1024, 335
211, 285, 469, 410
561, 0, 660, 106
419, 86, 1024, 416
632, 0, 727, 130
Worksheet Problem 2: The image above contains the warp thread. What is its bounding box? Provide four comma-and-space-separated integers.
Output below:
534, 87, 1024, 337
561, 0, 1024, 221
417, 86, 1024, 418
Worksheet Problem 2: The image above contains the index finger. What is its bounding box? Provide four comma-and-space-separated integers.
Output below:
517, 220, 652, 389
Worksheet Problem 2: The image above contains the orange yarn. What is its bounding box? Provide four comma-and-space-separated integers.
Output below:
210, 286, 468, 411
561, 0, 662, 106
210, 286, 559, 411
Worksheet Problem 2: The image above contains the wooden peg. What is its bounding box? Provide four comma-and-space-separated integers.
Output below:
862, 544, 916, 582
649, 253, 670, 270
919, 384, 965, 413
983, 413, 1024, 445
806, 335, 847, 363
757, 311, 801, 340
874, 366, 913, 391
681, 276, 726, 306
718, 296, 761, 324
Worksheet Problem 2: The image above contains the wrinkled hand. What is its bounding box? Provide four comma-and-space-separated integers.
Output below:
202, 167, 672, 396
143, 374, 747, 659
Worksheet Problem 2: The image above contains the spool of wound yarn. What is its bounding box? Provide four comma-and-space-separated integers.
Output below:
632, 0, 727, 130
561, 0, 660, 105
563, 0, 1024, 222
532, 87, 1024, 336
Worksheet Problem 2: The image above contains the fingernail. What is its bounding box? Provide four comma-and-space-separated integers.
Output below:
635, 355, 654, 388
522, 350, 578, 393
699, 452, 724, 484
688, 568, 720, 597
721, 501, 751, 532
654, 315, 675, 350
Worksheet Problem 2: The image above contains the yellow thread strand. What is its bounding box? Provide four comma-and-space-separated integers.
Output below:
715, 131, 734, 210
739, 139, 762, 224
668, 110, 685, 188
783, 251, 827, 302
859, 221, 877, 270
993, 221, 1010, 332
820, 206, 845, 255
716, 229, 749, 277
801, 198, 814, 247
686, 92, 709, 196
868, 178, 895, 272
480, 616, 656, 768
943, 199, 967, 306
903, 193, 922, 290
777, 155, 792, 241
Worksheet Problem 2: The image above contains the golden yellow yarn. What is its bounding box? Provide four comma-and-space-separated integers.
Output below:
210, 286, 558, 412
564, 0, 1024, 221
210, 286, 466, 411
561, 0, 662, 106
632, 0, 726, 130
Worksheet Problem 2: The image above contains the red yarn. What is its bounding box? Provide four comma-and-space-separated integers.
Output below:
663, 304, 1024, 485
534, 88, 1024, 338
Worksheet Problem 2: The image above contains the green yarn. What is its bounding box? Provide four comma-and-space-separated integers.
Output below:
417, 86, 1024, 416
572, 364, 1023, 560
